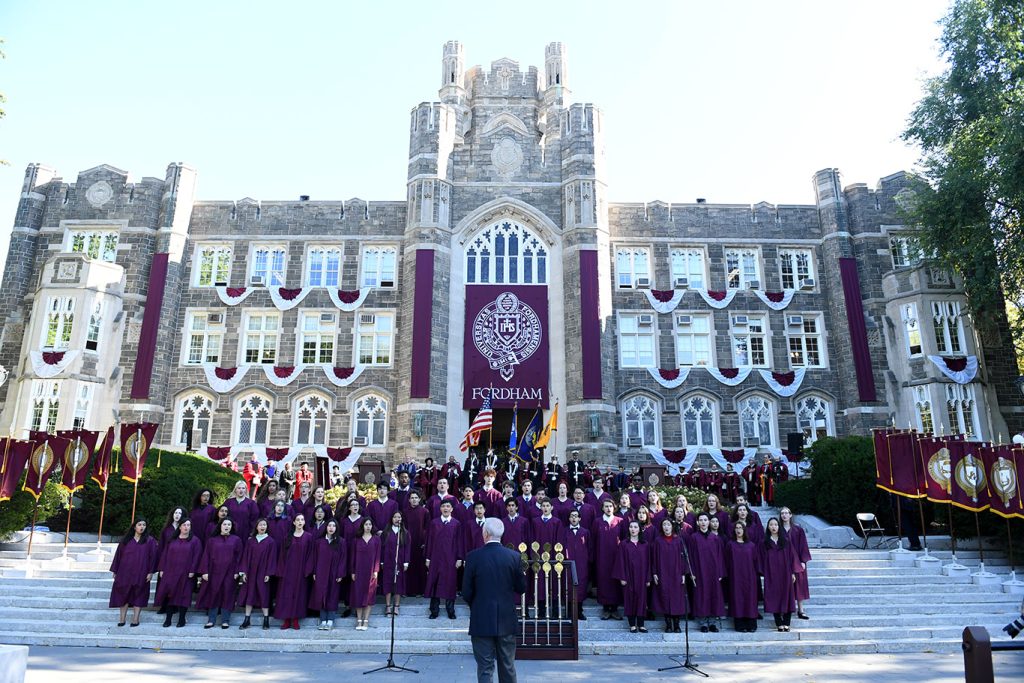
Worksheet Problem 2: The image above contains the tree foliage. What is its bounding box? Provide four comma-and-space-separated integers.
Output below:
901, 0, 1024, 355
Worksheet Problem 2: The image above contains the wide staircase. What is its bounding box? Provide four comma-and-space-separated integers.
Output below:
0, 534, 1020, 656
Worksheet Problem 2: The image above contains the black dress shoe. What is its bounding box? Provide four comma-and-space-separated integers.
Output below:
638, 626, 648, 633
240, 616, 251, 630
130, 621, 140, 628
447, 611, 457, 620
429, 613, 439, 620
262, 616, 270, 630
700, 625, 709, 633
600, 611, 610, 621
798, 612, 809, 620
163, 614, 173, 628
709, 624, 719, 633
117, 622, 126, 627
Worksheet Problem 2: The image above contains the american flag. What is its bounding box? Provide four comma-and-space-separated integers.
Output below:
459, 394, 493, 452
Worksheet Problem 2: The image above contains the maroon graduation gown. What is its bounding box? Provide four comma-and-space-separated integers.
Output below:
224, 497, 260, 540
309, 536, 346, 612
724, 540, 760, 619
501, 514, 531, 553
474, 486, 505, 518
380, 530, 412, 594
561, 526, 591, 603
550, 497, 573, 523
348, 535, 382, 608
334, 492, 367, 518
155, 536, 202, 608
686, 531, 725, 618
650, 534, 688, 616
291, 495, 314, 521
590, 515, 623, 606
236, 535, 278, 608
784, 523, 812, 601
196, 534, 243, 611
367, 498, 399, 533
464, 517, 487, 554
340, 514, 367, 543
426, 493, 457, 519
403, 505, 430, 596
584, 491, 613, 511
612, 539, 650, 617
274, 531, 315, 619
627, 489, 646, 511
190, 505, 216, 544
516, 495, 542, 520
416, 467, 439, 499
454, 500, 476, 524
559, 501, 596, 530
267, 514, 293, 547
109, 536, 159, 608
531, 516, 564, 552
424, 517, 463, 600
158, 524, 181, 560
760, 538, 799, 615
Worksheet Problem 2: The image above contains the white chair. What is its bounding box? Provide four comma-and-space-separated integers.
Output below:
855, 512, 888, 549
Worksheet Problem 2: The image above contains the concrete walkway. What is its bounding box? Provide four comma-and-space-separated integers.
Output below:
20, 646, 1024, 682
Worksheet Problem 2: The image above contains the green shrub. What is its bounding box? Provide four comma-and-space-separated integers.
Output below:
774, 479, 816, 516
652, 486, 707, 514
48, 448, 241, 537
804, 436, 886, 528
0, 476, 69, 538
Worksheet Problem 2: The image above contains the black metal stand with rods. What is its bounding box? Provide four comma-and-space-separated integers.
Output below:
364, 528, 418, 676
658, 540, 708, 677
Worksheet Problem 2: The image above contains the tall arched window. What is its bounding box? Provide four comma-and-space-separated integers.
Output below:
795, 395, 833, 446
681, 395, 717, 447
177, 393, 214, 447
295, 393, 330, 447
353, 394, 388, 447
465, 220, 547, 284
738, 395, 774, 447
236, 394, 271, 446
623, 395, 659, 447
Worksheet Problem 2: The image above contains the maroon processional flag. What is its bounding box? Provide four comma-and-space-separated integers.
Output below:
119, 423, 159, 484
90, 427, 116, 490
873, 429, 925, 498
979, 443, 1023, 519
946, 438, 989, 513
57, 429, 100, 493
917, 435, 952, 504
23, 434, 71, 500
0, 439, 33, 502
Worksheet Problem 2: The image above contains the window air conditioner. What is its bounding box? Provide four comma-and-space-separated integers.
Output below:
637, 314, 654, 326
207, 313, 225, 325
787, 315, 804, 327
747, 279, 761, 290
250, 275, 265, 286
380, 279, 395, 288
320, 312, 337, 324
733, 315, 749, 326
359, 313, 376, 326
676, 314, 693, 326
674, 277, 689, 289
353, 436, 369, 447
627, 437, 643, 447
635, 277, 651, 289
799, 277, 816, 291
743, 437, 761, 448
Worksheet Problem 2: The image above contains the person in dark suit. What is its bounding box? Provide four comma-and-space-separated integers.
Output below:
463, 517, 527, 683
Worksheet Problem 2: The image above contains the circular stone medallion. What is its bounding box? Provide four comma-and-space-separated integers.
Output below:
85, 181, 114, 207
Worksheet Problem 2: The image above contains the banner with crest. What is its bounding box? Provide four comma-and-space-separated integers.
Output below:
90, 427, 116, 490
873, 429, 926, 498
119, 423, 160, 484
947, 439, 990, 512
464, 286, 549, 409
23, 435, 71, 499
56, 429, 100, 493
0, 439, 33, 502
917, 435, 952, 504
979, 444, 1022, 519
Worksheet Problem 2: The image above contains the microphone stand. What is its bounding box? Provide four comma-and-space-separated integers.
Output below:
658, 537, 708, 677
364, 526, 418, 675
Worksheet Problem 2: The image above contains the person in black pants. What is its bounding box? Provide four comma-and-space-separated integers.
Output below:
891, 493, 922, 551
463, 518, 528, 683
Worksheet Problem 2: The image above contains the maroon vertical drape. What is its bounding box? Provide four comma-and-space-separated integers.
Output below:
839, 257, 876, 402
130, 252, 169, 399
579, 250, 602, 399
410, 249, 435, 398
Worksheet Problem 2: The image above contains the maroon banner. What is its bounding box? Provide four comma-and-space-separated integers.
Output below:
839, 258, 877, 402
131, 252, 169, 399
874, 429, 926, 498
23, 436, 71, 499
120, 423, 160, 483
91, 427, 115, 490
0, 440, 33, 501
464, 285, 549, 409
579, 250, 603, 399
57, 429, 100, 493
948, 439, 989, 512
918, 435, 952, 503
410, 249, 435, 398
980, 444, 1023, 519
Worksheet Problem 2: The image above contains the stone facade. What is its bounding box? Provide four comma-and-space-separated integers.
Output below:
0, 42, 1019, 471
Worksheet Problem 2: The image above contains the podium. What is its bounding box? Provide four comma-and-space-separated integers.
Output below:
355, 460, 385, 485
640, 465, 667, 488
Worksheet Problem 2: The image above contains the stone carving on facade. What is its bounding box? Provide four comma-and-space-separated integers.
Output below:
85, 180, 114, 207
55, 260, 80, 282
491, 137, 523, 179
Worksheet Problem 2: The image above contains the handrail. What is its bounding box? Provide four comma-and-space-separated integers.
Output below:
962, 626, 1024, 683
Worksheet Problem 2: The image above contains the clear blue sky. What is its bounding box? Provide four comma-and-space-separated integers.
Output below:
0, 1, 949, 275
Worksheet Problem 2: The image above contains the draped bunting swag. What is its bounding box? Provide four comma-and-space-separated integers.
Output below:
927, 355, 979, 384
29, 350, 80, 378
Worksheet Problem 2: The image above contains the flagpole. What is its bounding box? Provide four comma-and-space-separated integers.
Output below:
130, 427, 141, 523
62, 435, 81, 560
25, 439, 47, 566
911, 431, 929, 556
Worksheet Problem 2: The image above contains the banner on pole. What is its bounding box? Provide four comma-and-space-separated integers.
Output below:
119, 423, 159, 484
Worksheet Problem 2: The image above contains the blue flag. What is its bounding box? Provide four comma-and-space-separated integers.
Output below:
509, 403, 519, 451
515, 409, 544, 463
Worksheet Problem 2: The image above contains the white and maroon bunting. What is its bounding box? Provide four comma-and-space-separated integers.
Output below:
646, 366, 691, 389
757, 368, 807, 397
642, 289, 685, 314
927, 355, 979, 384
29, 350, 80, 378
202, 364, 250, 393
753, 289, 795, 311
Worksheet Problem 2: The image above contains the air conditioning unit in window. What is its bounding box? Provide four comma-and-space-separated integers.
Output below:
674, 277, 689, 289
380, 279, 395, 288
799, 277, 816, 291
207, 313, 225, 325
676, 314, 693, 326
320, 312, 337, 324
353, 436, 369, 447
637, 314, 655, 326
747, 279, 761, 290
787, 315, 804, 327
250, 275, 265, 286
214, 280, 229, 287
359, 313, 376, 325
733, 315, 749, 326
743, 437, 761, 448
635, 277, 651, 289
627, 437, 643, 448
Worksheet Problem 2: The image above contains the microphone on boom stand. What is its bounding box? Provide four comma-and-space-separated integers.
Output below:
364, 523, 418, 675
657, 537, 708, 677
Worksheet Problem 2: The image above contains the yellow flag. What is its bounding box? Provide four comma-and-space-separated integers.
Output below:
535, 402, 558, 449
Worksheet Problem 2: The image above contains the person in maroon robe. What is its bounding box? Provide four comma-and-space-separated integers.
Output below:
390, 471, 414, 510
646, 490, 668, 526
196, 517, 244, 628
380, 511, 412, 616
650, 518, 688, 633
291, 480, 314, 518
336, 497, 367, 618
464, 502, 488, 554
760, 517, 799, 631
367, 483, 399, 534
156, 519, 202, 628
516, 479, 542, 520
671, 505, 694, 536
349, 517, 382, 630
294, 462, 314, 500
685, 494, 730, 532
687, 512, 725, 633
158, 507, 187, 557
309, 505, 331, 538
425, 500, 463, 619
742, 463, 762, 506
267, 500, 293, 546
724, 520, 760, 632
274, 513, 316, 629
780, 507, 812, 620
733, 503, 764, 545
237, 518, 278, 630
624, 505, 658, 543
733, 494, 763, 528
335, 478, 366, 518
626, 476, 646, 511
585, 477, 612, 511
309, 485, 334, 523
309, 520, 346, 630
561, 509, 591, 619
474, 469, 505, 517
426, 477, 457, 518
255, 479, 280, 518
591, 499, 623, 620
190, 490, 216, 545
402, 490, 430, 597
561, 487, 596, 529
204, 505, 230, 543
441, 455, 462, 489
416, 458, 439, 499
615, 493, 635, 525
454, 485, 477, 524
500, 498, 531, 552
613, 520, 650, 633
225, 480, 261, 540
550, 481, 572, 521
109, 519, 159, 626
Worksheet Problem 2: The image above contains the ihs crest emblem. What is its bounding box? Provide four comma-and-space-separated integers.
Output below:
473, 291, 542, 381
990, 456, 1018, 508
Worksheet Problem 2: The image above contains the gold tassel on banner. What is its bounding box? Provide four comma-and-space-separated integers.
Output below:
157, 449, 161, 468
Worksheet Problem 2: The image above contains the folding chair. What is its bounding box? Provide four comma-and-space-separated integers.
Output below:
856, 512, 887, 549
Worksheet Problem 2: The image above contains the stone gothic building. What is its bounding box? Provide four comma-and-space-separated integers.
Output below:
0, 41, 1019, 472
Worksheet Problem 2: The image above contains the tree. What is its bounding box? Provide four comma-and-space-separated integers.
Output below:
901, 0, 1024, 360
